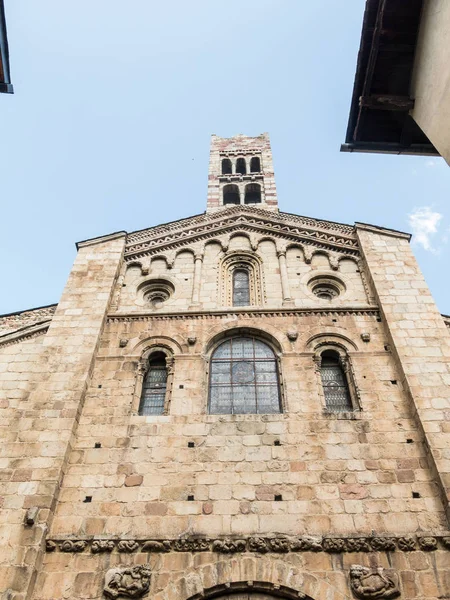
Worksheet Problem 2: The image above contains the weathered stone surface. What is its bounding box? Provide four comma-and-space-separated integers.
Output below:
1, 135, 450, 600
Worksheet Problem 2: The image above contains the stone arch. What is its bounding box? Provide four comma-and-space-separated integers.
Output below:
187, 582, 315, 600
149, 254, 174, 271
204, 238, 228, 253
204, 325, 284, 356
131, 340, 179, 415
130, 335, 183, 357
306, 334, 361, 412
257, 236, 278, 249
228, 230, 254, 250
219, 251, 264, 306
167, 556, 347, 600
174, 247, 196, 259
305, 332, 359, 352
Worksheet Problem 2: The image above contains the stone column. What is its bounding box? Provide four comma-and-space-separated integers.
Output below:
2, 232, 126, 600
357, 223, 450, 524
277, 249, 293, 305
191, 252, 204, 305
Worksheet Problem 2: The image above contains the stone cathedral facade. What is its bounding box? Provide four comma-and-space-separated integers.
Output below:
0, 134, 449, 600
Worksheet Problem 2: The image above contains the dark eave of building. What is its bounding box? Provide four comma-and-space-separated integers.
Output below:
0, 0, 13, 94
341, 0, 438, 157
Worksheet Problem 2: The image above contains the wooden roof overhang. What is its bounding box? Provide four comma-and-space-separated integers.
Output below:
0, 0, 13, 94
341, 0, 438, 156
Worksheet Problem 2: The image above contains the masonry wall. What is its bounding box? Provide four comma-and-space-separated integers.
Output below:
2, 218, 450, 600
31, 228, 450, 600
0, 234, 125, 600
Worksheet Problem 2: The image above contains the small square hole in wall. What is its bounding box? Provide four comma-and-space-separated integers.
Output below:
412, 492, 420, 499
98, 385, 102, 389
377, 317, 382, 322
384, 345, 390, 351
391, 380, 397, 385
187, 495, 195, 501
274, 440, 281, 446
179, 385, 184, 389
83, 496, 92, 503
332, 319, 337, 323
274, 494, 283, 501
122, 284, 126, 287
188, 442, 195, 448
94, 442, 101, 449
406, 438, 414, 444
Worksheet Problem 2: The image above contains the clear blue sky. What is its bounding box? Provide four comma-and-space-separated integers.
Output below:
1, 1, 449, 315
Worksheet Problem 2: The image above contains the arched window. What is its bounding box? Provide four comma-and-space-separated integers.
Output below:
223, 184, 240, 205
139, 352, 168, 415
221, 158, 232, 174
233, 269, 250, 306
209, 336, 281, 414
250, 156, 261, 172
236, 157, 247, 175
320, 350, 352, 411
244, 183, 261, 204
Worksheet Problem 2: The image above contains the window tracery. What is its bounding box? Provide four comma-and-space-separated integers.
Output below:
208, 336, 282, 414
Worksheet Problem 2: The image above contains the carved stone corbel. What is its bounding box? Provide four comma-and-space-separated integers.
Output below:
303, 246, 313, 264
329, 253, 339, 271
349, 565, 400, 599
104, 565, 151, 599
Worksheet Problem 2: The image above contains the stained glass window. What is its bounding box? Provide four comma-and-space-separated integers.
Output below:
233, 269, 250, 307
139, 353, 167, 415
209, 337, 281, 414
320, 351, 352, 411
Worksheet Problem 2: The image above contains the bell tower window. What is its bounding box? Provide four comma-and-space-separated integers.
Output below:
244, 183, 261, 204
223, 184, 240, 205
236, 157, 247, 175
250, 157, 261, 172
221, 158, 232, 174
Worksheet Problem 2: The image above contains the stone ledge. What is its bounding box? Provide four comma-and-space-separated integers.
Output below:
45, 534, 450, 554
107, 306, 380, 323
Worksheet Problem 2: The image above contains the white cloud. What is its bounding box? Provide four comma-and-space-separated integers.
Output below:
408, 206, 443, 252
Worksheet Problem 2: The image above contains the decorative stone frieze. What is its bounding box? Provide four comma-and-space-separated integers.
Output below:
125, 206, 358, 262
45, 534, 450, 554
92, 540, 115, 553
117, 540, 139, 553
418, 536, 438, 551
103, 565, 151, 599
349, 565, 400, 599
107, 307, 380, 323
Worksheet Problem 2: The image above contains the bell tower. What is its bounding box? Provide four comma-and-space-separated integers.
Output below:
206, 133, 278, 213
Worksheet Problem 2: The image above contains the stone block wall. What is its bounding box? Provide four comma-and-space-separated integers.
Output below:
0, 233, 126, 599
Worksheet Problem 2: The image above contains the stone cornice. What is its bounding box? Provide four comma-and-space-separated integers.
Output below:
0, 321, 51, 348
107, 306, 380, 324
355, 222, 411, 241
76, 230, 127, 250
125, 208, 358, 261
45, 534, 450, 554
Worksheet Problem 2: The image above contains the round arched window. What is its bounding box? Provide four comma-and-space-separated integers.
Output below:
209, 336, 281, 415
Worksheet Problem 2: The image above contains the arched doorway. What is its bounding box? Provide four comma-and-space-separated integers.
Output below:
187, 582, 314, 600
